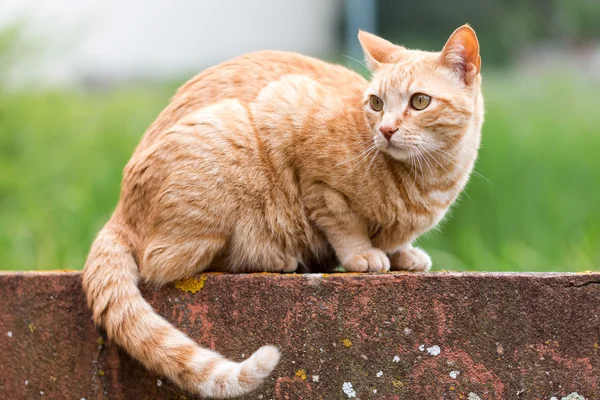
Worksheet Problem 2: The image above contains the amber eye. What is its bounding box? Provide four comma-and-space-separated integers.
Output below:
410, 93, 431, 110
369, 95, 384, 112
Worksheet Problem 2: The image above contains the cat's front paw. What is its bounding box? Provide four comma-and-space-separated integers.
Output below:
390, 246, 432, 272
273, 254, 298, 273
343, 248, 390, 272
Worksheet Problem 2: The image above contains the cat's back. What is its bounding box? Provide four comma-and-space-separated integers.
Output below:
139, 51, 367, 149
118, 51, 367, 237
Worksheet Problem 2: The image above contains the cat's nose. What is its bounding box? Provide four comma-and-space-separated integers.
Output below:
380, 126, 398, 141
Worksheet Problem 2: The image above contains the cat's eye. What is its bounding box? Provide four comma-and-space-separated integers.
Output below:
410, 93, 431, 110
370, 95, 384, 112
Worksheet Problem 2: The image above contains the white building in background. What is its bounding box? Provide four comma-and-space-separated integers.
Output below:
0, 0, 342, 87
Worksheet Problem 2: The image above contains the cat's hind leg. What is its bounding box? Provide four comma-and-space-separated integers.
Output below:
228, 230, 299, 273
140, 233, 227, 285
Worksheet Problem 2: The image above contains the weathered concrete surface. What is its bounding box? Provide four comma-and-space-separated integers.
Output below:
1, 272, 600, 400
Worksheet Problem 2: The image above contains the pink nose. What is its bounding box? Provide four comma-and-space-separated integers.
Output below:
380, 126, 398, 140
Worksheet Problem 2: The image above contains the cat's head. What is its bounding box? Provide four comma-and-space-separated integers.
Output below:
359, 25, 482, 161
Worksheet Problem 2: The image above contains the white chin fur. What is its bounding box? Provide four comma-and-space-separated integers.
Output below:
381, 144, 412, 161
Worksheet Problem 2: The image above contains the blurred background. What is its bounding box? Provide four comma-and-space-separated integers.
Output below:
1, 0, 599, 272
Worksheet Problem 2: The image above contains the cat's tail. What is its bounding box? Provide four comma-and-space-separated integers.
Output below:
82, 222, 280, 398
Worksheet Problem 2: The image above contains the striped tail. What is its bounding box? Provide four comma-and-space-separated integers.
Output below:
82, 223, 280, 398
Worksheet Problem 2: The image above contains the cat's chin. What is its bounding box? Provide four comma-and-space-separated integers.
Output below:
381, 144, 412, 161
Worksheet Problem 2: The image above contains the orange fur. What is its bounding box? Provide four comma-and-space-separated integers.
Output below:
83, 25, 484, 398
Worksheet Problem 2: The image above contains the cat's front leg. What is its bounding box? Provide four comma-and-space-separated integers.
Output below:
307, 188, 389, 272
342, 246, 390, 273
389, 243, 432, 272
371, 225, 432, 272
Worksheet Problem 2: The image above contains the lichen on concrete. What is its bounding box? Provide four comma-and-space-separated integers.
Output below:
392, 380, 405, 388
174, 275, 207, 293
562, 393, 586, 400
426, 345, 441, 356
294, 369, 307, 381
342, 382, 356, 398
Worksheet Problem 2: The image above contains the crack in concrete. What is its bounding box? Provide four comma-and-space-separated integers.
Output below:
563, 280, 600, 289
89, 331, 107, 399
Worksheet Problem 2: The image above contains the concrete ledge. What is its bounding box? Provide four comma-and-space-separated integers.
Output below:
1, 272, 599, 399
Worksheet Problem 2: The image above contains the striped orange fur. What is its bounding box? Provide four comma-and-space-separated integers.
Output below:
83, 25, 484, 398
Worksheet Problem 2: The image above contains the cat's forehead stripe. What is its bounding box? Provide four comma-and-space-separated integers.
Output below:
376, 60, 426, 95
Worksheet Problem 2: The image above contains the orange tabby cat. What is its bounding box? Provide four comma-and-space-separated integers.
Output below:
83, 25, 483, 398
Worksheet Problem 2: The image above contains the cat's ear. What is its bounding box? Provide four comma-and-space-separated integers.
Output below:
439, 24, 481, 85
358, 30, 403, 71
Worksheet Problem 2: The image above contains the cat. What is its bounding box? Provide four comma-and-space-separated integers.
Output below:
83, 25, 483, 398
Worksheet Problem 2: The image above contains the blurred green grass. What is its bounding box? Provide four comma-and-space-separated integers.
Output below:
0, 71, 599, 272
0, 84, 176, 270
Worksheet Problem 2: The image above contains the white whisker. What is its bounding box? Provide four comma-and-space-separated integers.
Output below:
335, 144, 376, 167
420, 142, 491, 184
341, 54, 373, 73
334, 146, 377, 185
414, 148, 425, 187
353, 149, 380, 205
420, 144, 475, 204
417, 147, 435, 176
